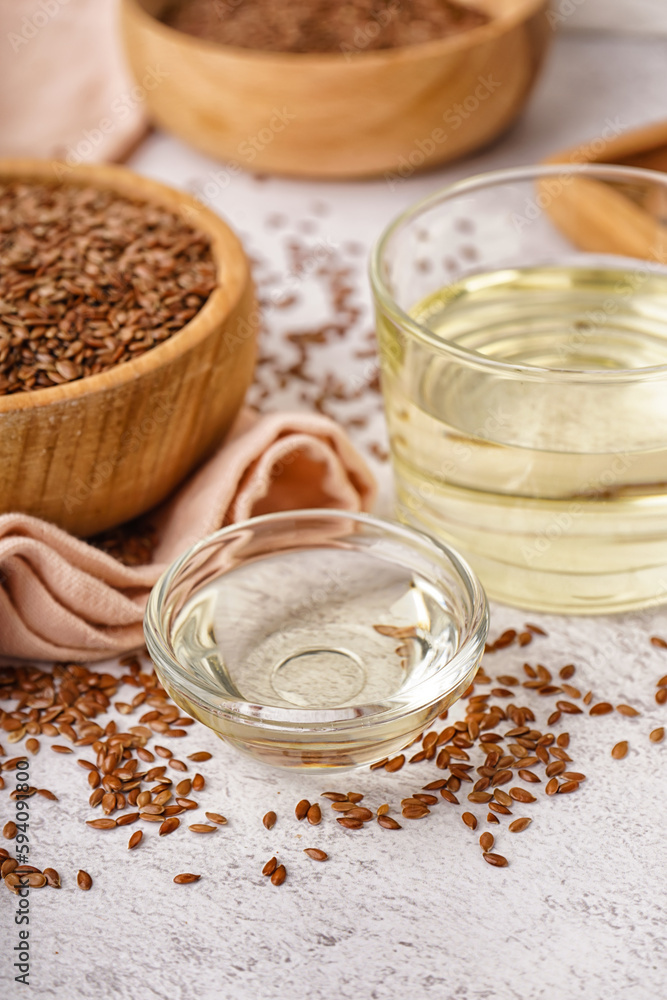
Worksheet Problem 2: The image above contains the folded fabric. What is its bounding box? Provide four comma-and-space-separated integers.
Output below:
0, 408, 376, 663
0, 0, 146, 163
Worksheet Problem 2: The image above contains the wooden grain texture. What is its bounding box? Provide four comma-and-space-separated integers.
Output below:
0, 160, 257, 536
120, 0, 551, 179
544, 122, 667, 260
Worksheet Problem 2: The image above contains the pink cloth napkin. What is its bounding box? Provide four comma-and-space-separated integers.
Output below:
0, 409, 376, 663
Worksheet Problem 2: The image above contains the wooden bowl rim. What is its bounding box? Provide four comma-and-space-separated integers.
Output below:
0, 158, 250, 413
125, 0, 549, 64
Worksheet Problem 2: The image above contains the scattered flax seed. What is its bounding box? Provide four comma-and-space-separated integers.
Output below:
173, 873, 201, 884
384, 755, 405, 773
369, 758, 388, 771
43, 868, 60, 887
589, 702, 613, 716
616, 704, 640, 717
611, 741, 629, 760
262, 857, 278, 877
347, 807, 373, 821
331, 801, 356, 812
583, 691, 593, 706
321, 792, 347, 802
271, 865, 287, 886
189, 824, 217, 834
337, 817, 363, 829
656, 689, 667, 705
650, 636, 667, 648
304, 849, 328, 861
187, 752, 212, 761
25, 738, 40, 754
128, 831, 143, 850
192, 773, 205, 791
261, 810, 277, 829
295, 799, 311, 821
556, 701, 582, 715
377, 804, 389, 816
518, 769, 541, 784
557, 733, 570, 748
51, 745, 73, 754
479, 832, 494, 851
650, 728, 665, 743
509, 787, 536, 803
347, 792, 364, 803
462, 812, 477, 830
525, 623, 547, 636
508, 817, 532, 833
159, 817, 180, 836
377, 815, 401, 830
37, 788, 58, 801
483, 852, 508, 868
307, 803, 322, 825
77, 870, 93, 891
559, 664, 575, 680
545, 778, 559, 796
205, 813, 227, 825
86, 818, 116, 830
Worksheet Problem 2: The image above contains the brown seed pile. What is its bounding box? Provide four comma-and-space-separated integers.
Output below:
0, 181, 216, 394
0, 655, 227, 894
164, 0, 488, 53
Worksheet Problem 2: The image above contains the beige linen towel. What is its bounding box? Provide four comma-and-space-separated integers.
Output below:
0, 408, 376, 662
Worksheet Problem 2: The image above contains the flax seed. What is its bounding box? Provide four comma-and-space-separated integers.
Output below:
611, 741, 628, 759
173, 873, 201, 884
128, 831, 143, 849
304, 849, 328, 861
377, 815, 401, 830
483, 852, 508, 867
77, 870, 93, 891
262, 857, 278, 876
263, 811, 277, 829
271, 865, 286, 886
295, 799, 310, 821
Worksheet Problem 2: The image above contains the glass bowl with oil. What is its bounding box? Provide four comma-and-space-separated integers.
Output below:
144, 510, 488, 771
371, 163, 667, 614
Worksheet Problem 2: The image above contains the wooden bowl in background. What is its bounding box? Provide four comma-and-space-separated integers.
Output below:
0, 160, 257, 537
120, 0, 552, 179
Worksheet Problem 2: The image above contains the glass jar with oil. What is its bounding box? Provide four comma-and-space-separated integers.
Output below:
371, 165, 667, 613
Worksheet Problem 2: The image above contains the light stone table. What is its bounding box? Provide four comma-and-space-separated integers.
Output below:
3, 29, 667, 1000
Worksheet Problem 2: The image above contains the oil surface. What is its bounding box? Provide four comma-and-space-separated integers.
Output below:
379, 265, 667, 612
172, 547, 458, 710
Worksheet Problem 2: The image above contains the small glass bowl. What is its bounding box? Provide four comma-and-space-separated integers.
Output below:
144, 510, 488, 771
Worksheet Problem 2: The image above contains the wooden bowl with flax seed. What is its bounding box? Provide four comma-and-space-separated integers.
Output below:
0, 159, 257, 537
120, 0, 551, 180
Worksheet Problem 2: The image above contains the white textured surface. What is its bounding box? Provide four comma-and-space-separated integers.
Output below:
3, 30, 667, 1000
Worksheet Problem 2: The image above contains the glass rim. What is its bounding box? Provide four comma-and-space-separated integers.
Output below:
369, 162, 667, 384
143, 508, 489, 731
